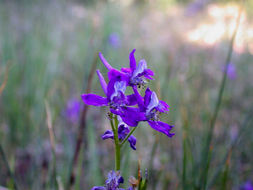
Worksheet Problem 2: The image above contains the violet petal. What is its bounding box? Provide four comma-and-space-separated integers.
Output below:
148, 121, 174, 138
81, 94, 108, 106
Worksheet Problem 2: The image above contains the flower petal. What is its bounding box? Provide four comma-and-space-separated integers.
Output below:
120, 107, 146, 127
81, 94, 108, 106
133, 86, 145, 111
148, 121, 174, 138
101, 130, 114, 140
99, 52, 113, 70
108, 68, 129, 82
121, 67, 132, 73
132, 59, 147, 78
129, 49, 136, 71
157, 100, 170, 112
144, 88, 152, 108
91, 186, 106, 190
96, 70, 107, 95
118, 124, 129, 140
144, 69, 154, 80
110, 81, 126, 101
128, 135, 137, 150
145, 68, 154, 76
126, 94, 137, 106
146, 91, 159, 113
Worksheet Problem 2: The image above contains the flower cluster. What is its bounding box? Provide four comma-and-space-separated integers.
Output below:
81, 49, 174, 149
91, 171, 133, 190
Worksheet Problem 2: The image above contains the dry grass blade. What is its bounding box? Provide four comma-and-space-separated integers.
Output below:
0, 65, 9, 96
45, 100, 57, 188
45, 100, 56, 153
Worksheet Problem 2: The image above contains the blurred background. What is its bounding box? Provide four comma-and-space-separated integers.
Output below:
0, 0, 253, 189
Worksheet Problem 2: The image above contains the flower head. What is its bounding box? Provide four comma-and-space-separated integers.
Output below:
64, 97, 81, 124
99, 49, 154, 88
91, 170, 124, 190
81, 70, 137, 115
125, 87, 174, 138
240, 181, 253, 190
108, 33, 121, 49
222, 63, 237, 80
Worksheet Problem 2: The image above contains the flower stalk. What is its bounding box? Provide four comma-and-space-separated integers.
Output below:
110, 114, 121, 171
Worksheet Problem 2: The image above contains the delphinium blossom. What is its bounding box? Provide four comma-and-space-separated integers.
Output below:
81, 49, 174, 189
131, 87, 175, 138
222, 62, 237, 80
91, 170, 136, 190
64, 97, 81, 124
91, 170, 124, 190
108, 33, 121, 49
240, 181, 253, 190
99, 49, 154, 88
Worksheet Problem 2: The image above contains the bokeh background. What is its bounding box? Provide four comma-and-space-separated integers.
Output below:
0, 0, 253, 189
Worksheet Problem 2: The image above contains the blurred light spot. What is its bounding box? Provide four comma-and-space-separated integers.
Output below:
186, 3, 253, 54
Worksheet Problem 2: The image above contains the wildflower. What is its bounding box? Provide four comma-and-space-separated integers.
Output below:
81, 70, 137, 114
226, 63, 237, 80
101, 117, 137, 150
64, 97, 81, 124
222, 63, 237, 80
91, 171, 124, 190
99, 49, 154, 88
128, 87, 174, 138
240, 181, 253, 190
108, 33, 121, 49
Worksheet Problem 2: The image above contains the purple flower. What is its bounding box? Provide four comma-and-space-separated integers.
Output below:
125, 87, 174, 138
64, 98, 81, 124
81, 70, 137, 115
91, 170, 124, 190
99, 49, 154, 88
240, 181, 253, 190
108, 33, 121, 49
222, 63, 237, 80
101, 117, 137, 150
81, 50, 175, 138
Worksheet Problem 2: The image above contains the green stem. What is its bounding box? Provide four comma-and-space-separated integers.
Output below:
200, 7, 243, 189
120, 127, 137, 147
110, 115, 121, 171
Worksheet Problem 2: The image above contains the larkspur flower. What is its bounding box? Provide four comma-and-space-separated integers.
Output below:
222, 62, 237, 80
227, 63, 237, 80
64, 97, 81, 124
101, 117, 137, 150
91, 171, 124, 190
81, 70, 137, 115
240, 181, 253, 190
122, 87, 174, 138
108, 33, 121, 49
99, 49, 154, 88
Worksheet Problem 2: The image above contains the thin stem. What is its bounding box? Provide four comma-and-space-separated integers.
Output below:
111, 116, 121, 171
45, 101, 57, 188
200, 6, 243, 189
120, 127, 137, 147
